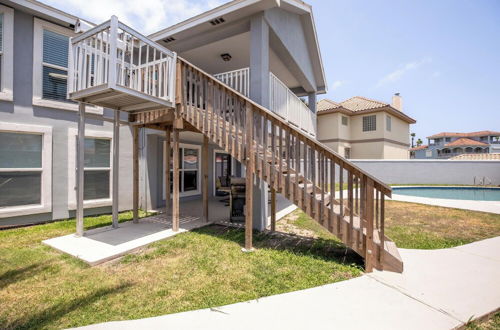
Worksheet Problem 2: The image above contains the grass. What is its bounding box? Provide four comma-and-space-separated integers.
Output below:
279, 201, 500, 250
0, 213, 362, 329
465, 312, 500, 329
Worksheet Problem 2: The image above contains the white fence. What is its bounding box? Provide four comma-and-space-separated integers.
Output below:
68, 16, 177, 105
214, 68, 316, 137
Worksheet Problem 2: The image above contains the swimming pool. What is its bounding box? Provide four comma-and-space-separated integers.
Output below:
392, 187, 500, 201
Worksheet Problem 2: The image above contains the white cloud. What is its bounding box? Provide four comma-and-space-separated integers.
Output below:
331, 80, 344, 90
40, 0, 227, 35
376, 57, 432, 87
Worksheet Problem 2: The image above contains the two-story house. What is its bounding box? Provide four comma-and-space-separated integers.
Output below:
1, 0, 402, 271
0, 0, 325, 230
316, 94, 416, 159
411, 131, 500, 159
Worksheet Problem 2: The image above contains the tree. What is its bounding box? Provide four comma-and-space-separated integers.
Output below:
410, 133, 416, 148
416, 138, 423, 146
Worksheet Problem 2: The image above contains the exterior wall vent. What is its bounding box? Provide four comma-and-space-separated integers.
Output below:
163, 37, 176, 43
210, 17, 225, 26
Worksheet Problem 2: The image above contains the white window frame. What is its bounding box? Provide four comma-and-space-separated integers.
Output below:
0, 122, 52, 218
362, 115, 377, 132
68, 128, 113, 209
33, 18, 102, 114
0, 4, 14, 101
163, 142, 201, 198
341, 116, 348, 126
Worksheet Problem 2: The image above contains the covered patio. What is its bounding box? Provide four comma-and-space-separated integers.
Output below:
43, 195, 295, 265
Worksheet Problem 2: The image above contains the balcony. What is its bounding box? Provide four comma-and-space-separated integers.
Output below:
68, 16, 177, 112
214, 68, 316, 137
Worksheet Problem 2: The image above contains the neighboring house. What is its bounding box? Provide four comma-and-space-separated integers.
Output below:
449, 153, 500, 160
411, 131, 500, 159
316, 94, 416, 159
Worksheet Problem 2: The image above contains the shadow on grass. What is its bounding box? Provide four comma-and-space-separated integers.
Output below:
194, 225, 364, 267
0, 263, 51, 290
9, 283, 133, 330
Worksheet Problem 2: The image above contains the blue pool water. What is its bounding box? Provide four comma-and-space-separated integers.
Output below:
392, 187, 500, 201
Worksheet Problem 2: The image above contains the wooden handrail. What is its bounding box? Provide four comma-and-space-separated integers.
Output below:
178, 57, 391, 196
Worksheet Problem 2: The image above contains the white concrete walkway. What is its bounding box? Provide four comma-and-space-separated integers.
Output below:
390, 193, 500, 214
77, 237, 500, 330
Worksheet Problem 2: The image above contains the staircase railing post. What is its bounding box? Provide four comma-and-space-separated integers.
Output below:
365, 177, 375, 272
244, 102, 254, 251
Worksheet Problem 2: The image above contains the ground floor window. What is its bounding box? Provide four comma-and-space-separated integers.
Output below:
68, 129, 112, 209
163, 143, 201, 198
0, 123, 52, 217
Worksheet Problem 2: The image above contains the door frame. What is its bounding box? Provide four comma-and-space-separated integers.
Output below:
212, 149, 235, 196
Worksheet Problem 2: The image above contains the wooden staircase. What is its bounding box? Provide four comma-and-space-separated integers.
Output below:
66, 16, 402, 272
172, 58, 403, 273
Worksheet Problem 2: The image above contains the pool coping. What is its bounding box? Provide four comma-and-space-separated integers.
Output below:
389, 186, 500, 214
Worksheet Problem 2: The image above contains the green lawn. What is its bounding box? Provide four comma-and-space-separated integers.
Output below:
0, 212, 362, 329
466, 312, 500, 329
279, 201, 500, 250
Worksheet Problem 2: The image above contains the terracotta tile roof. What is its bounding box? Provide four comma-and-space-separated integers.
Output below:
450, 153, 500, 160
317, 97, 416, 124
339, 96, 387, 112
317, 99, 341, 112
428, 131, 500, 139
444, 137, 489, 147
409, 145, 428, 151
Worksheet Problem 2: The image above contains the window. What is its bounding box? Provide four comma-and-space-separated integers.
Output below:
0, 4, 13, 101
445, 137, 451, 142
0, 123, 52, 218
341, 116, 348, 126
386, 115, 392, 131
68, 129, 112, 208
344, 148, 351, 159
163, 143, 201, 198
362, 115, 376, 132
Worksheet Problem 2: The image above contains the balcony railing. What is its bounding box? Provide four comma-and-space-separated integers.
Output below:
68, 16, 177, 111
213, 68, 250, 97
214, 68, 316, 137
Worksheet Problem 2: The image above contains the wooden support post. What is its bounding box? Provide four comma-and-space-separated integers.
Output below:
244, 103, 254, 251
202, 135, 209, 222
133, 125, 139, 223
165, 127, 171, 222
172, 127, 180, 231
365, 178, 375, 272
270, 188, 276, 231
112, 109, 120, 228
76, 102, 85, 236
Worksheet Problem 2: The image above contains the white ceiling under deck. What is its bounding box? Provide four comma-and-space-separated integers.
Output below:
179, 31, 301, 90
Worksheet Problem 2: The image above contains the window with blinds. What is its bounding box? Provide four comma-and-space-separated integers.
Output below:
362, 115, 376, 132
0, 132, 43, 207
42, 29, 72, 102
83, 138, 111, 200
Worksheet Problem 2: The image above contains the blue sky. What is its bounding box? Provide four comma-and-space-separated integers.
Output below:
42, 0, 500, 141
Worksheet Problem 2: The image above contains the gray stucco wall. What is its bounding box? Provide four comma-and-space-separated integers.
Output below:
0, 9, 133, 226
352, 160, 500, 185
264, 8, 316, 92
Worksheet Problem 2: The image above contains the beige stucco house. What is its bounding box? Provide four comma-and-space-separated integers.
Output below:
317, 94, 416, 159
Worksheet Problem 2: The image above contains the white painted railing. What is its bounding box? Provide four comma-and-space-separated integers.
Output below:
213, 68, 250, 97
68, 16, 177, 105
214, 68, 316, 137
269, 72, 316, 137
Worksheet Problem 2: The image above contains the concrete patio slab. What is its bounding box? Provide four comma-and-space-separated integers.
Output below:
76, 237, 500, 330
43, 195, 295, 265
